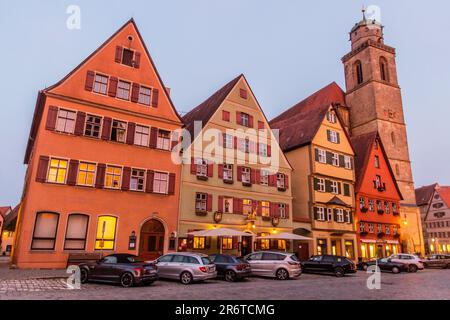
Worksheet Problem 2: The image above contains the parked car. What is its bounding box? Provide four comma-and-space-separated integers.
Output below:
301, 255, 357, 277
209, 254, 251, 282
243, 251, 301, 280
79, 254, 158, 288
358, 258, 409, 274
154, 252, 217, 285
387, 254, 424, 272
423, 254, 450, 269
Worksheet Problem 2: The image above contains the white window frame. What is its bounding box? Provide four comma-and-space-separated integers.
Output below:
241, 113, 249, 127
259, 143, 268, 157
317, 207, 325, 221
277, 173, 285, 189
153, 172, 169, 194
260, 170, 269, 186
359, 222, 365, 232
117, 80, 131, 100
345, 210, 351, 223
318, 149, 326, 163
130, 168, 146, 192
336, 209, 344, 223
134, 124, 150, 147
344, 156, 352, 169
332, 153, 339, 166
196, 159, 208, 177
242, 167, 251, 184
368, 223, 374, 233
329, 130, 338, 143
138, 86, 151, 106
224, 134, 233, 149
223, 164, 233, 181
331, 181, 339, 194
196, 193, 207, 212
327, 111, 336, 123
368, 199, 374, 211
157, 129, 171, 151
318, 178, 325, 192
385, 225, 390, 235
55, 109, 76, 134
359, 197, 366, 209
278, 204, 286, 219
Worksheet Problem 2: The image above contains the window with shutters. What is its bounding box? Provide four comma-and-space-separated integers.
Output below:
240, 113, 250, 127
393, 225, 398, 235
345, 210, 352, 223
261, 201, 270, 217
344, 156, 352, 169
368, 199, 374, 211
111, 120, 127, 143
328, 130, 339, 143
385, 201, 390, 214
326, 111, 337, 123
368, 223, 374, 233
277, 173, 285, 189
196, 159, 208, 177
223, 197, 233, 214
105, 166, 122, 189
278, 204, 287, 219
223, 164, 233, 181
138, 86, 151, 105
359, 222, 365, 232
327, 208, 333, 221
332, 153, 339, 166
385, 225, 390, 235
223, 134, 233, 149
316, 207, 325, 221
195, 193, 207, 212
134, 125, 150, 147
221, 237, 233, 250
47, 158, 68, 184
377, 224, 383, 234
153, 172, 168, 194
259, 143, 268, 157
244, 138, 250, 153
130, 169, 145, 192
318, 149, 326, 163
377, 200, 383, 212
64, 214, 89, 250
241, 167, 251, 184
84, 115, 102, 138
121, 48, 134, 67
117, 80, 131, 100
260, 170, 269, 186
317, 178, 325, 192
392, 202, 398, 213
55, 109, 76, 134
95, 216, 117, 250
243, 199, 253, 215
157, 130, 171, 150
193, 237, 205, 249
336, 209, 344, 223
93, 74, 108, 94
31, 212, 60, 250
331, 181, 339, 194
77, 162, 96, 186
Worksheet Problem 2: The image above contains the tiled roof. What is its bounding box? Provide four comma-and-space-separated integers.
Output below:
0, 206, 11, 219
438, 186, 450, 208
269, 82, 346, 151
327, 196, 351, 207
415, 184, 438, 207
182, 75, 242, 140
3, 205, 19, 231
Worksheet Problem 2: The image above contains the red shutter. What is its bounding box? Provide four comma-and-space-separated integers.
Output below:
239, 199, 244, 215
115, 46, 123, 63
255, 169, 261, 184
222, 110, 230, 121
285, 175, 289, 189
190, 157, 197, 174
133, 51, 141, 68
218, 164, 224, 179
67, 159, 79, 186
45, 106, 58, 131
236, 111, 241, 125
145, 170, 155, 193
237, 166, 242, 182
168, 173, 176, 195
35, 155, 50, 183
248, 115, 254, 128
233, 136, 238, 149
233, 198, 241, 214
218, 196, 224, 212
95, 164, 106, 189
267, 145, 272, 157
207, 194, 213, 212
285, 204, 290, 219
126, 122, 136, 145
131, 83, 140, 103
85, 70, 95, 91
250, 169, 256, 184
207, 162, 213, 178
121, 167, 131, 191
151, 89, 159, 107
258, 121, 265, 130
257, 201, 262, 216
239, 89, 248, 99
149, 127, 158, 148
101, 117, 112, 140
74, 111, 86, 136
108, 77, 118, 97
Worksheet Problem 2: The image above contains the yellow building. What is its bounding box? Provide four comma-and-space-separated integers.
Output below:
270, 83, 358, 261
178, 75, 293, 256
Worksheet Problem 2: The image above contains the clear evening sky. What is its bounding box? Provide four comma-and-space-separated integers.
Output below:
0, 0, 449, 205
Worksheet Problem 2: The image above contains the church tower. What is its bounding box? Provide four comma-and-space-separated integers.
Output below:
342, 10, 424, 254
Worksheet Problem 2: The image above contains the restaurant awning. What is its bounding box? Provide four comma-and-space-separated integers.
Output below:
256, 232, 312, 241
187, 228, 251, 237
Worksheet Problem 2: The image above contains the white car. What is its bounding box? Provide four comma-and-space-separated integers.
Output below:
387, 254, 424, 272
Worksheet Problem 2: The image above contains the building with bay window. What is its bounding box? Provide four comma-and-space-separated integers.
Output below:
178, 75, 294, 256
12, 19, 183, 268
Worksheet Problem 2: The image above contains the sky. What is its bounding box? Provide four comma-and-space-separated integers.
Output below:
0, 0, 449, 205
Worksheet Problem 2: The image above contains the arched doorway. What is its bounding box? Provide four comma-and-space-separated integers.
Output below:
139, 219, 165, 261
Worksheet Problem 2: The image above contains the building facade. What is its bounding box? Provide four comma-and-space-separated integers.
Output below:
340, 12, 424, 254
12, 20, 183, 268
1, 206, 16, 256
351, 132, 403, 261
270, 83, 358, 261
178, 75, 294, 256
416, 184, 450, 254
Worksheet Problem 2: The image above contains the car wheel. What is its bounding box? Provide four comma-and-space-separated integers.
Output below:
276, 268, 289, 280
120, 272, 134, 288
334, 267, 345, 277
80, 268, 89, 284
391, 266, 400, 274
180, 271, 193, 285
408, 264, 418, 273
225, 270, 237, 282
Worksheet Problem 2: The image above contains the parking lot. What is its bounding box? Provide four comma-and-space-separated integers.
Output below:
1, 261, 449, 300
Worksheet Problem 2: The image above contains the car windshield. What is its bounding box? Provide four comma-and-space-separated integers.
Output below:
202, 257, 212, 265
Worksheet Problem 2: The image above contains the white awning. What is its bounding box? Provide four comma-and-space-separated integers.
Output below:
386, 240, 399, 244
361, 239, 377, 243
187, 228, 250, 237
256, 232, 312, 240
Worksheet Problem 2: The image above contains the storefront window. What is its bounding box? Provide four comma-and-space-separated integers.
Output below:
95, 216, 117, 250
260, 233, 270, 250
277, 240, 286, 250
317, 239, 327, 255
361, 244, 367, 259
385, 244, 392, 257
193, 237, 205, 249
345, 240, 355, 259
368, 244, 376, 259
222, 237, 233, 250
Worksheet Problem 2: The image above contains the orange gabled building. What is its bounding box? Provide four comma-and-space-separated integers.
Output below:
12, 19, 183, 268
351, 132, 403, 261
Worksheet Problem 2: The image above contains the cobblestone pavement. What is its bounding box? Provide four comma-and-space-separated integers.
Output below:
1, 261, 449, 300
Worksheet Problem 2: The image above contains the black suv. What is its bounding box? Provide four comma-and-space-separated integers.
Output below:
301, 255, 357, 277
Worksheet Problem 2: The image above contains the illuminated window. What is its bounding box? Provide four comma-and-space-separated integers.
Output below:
193, 237, 205, 249
93, 74, 108, 94
64, 214, 89, 250
261, 201, 270, 217
31, 212, 60, 250
157, 130, 171, 150
47, 158, 68, 184
55, 109, 76, 134
95, 216, 117, 250
260, 233, 270, 250
77, 162, 96, 186
243, 199, 253, 215
317, 239, 327, 255
361, 244, 367, 259
105, 166, 122, 189
345, 241, 355, 259
134, 125, 150, 147
369, 244, 375, 258
153, 172, 168, 194
221, 237, 233, 250
277, 240, 286, 250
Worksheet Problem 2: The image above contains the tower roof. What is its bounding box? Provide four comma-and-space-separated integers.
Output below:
350, 7, 383, 33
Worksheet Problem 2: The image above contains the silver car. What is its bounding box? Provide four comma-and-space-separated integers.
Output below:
155, 252, 217, 285
244, 251, 302, 280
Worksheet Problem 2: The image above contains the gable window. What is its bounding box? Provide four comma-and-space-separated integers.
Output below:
223, 164, 233, 181
195, 193, 207, 212
84, 115, 102, 138
355, 60, 363, 85
359, 222, 365, 232
77, 162, 96, 186
344, 156, 352, 169
95, 216, 117, 250
385, 202, 390, 214
242, 167, 251, 184
134, 125, 150, 147
223, 134, 233, 149
261, 201, 270, 217
93, 74, 108, 95
130, 169, 145, 192
117, 80, 131, 100
56, 109, 76, 134
279, 204, 286, 219
260, 170, 269, 186
316, 207, 325, 221
47, 158, 68, 184
318, 149, 327, 163
111, 120, 127, 143
374, 156, 380, 168
326, 111, 337, 123
138, 86, 151, 105
105, 166, 122, 189
375, 175, 382, 188
331, 181, 339, 194
327, 130, 339, 144
332, 153, 339, 166
277, 173, 285, 189
243, 199, 253, 215
368, 199, 374, 211
344, 210, 352, 223
157, 130, 171, 150
368, 223, 374, 233
196, 159, 208, 177
223, 197, 233, 214
64, 214, 89, 250
336, 209, 344, 223
121, 48, 134, 67
360, 197, 366, 209
240, 113, 250, 127
153, 172, 168, 194
31, 212, 60, 250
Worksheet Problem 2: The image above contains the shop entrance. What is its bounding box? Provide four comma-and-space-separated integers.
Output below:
139, 219, 165, 261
